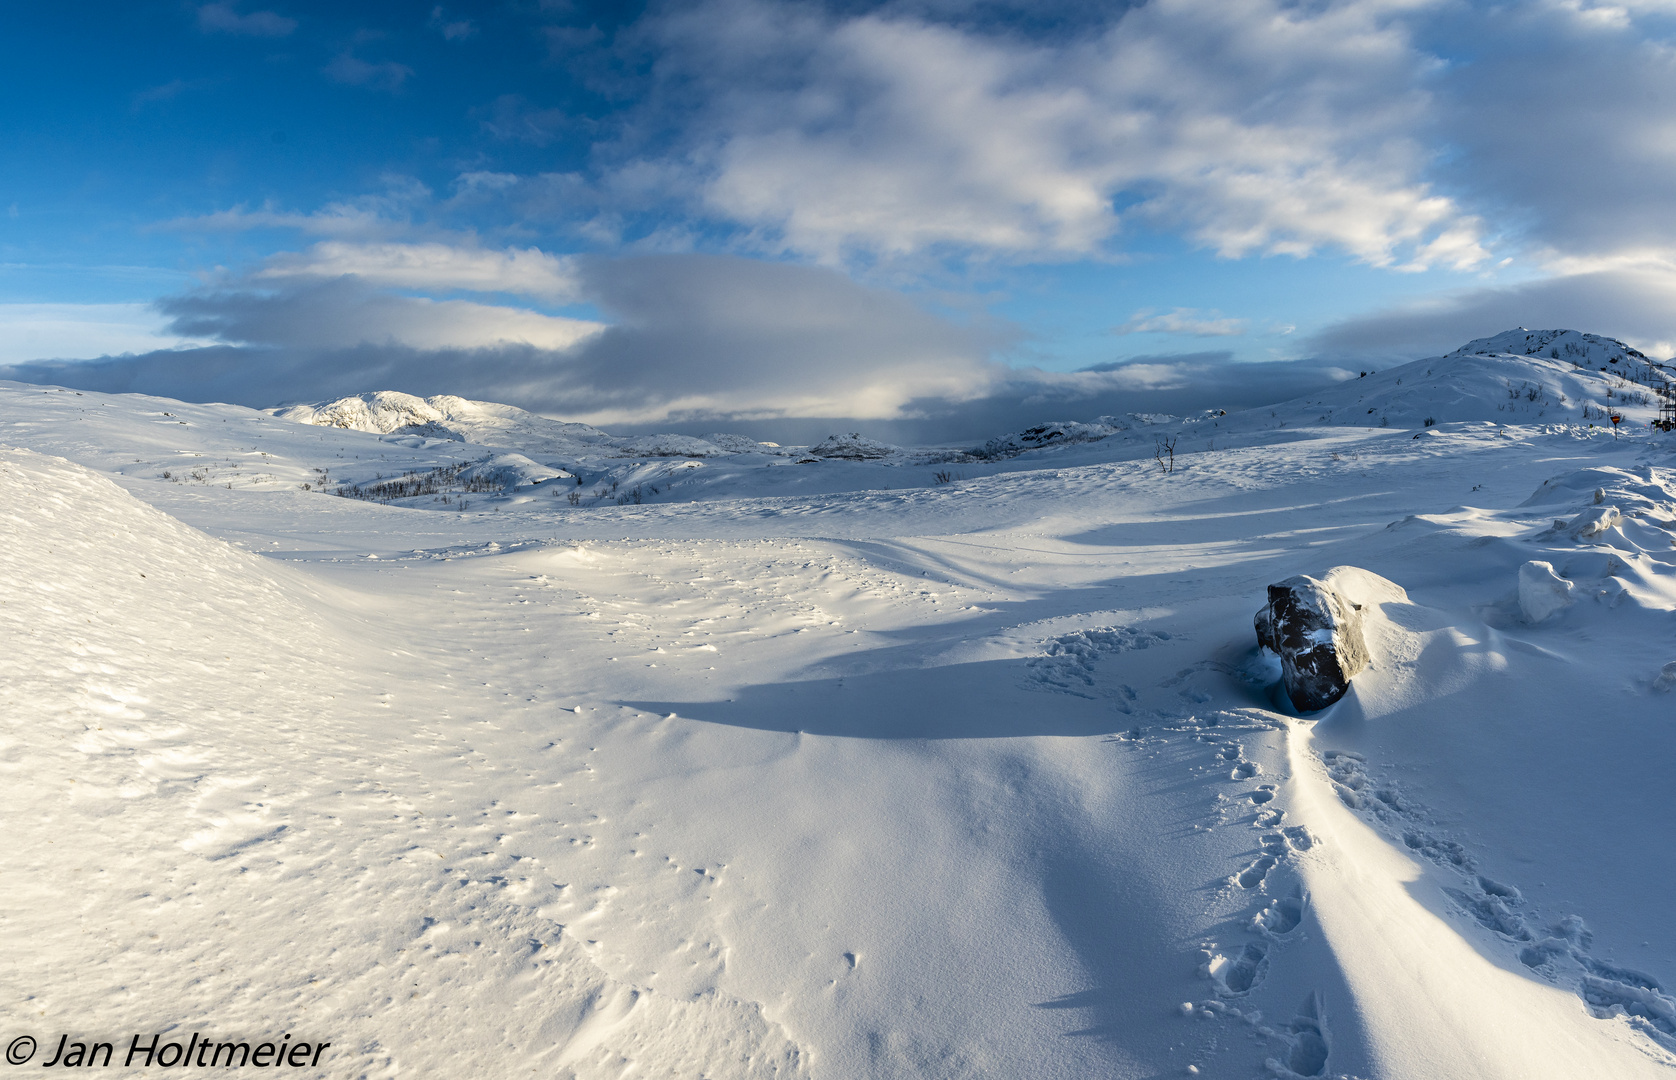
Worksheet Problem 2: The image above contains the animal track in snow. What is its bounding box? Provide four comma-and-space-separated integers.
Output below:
1024, 626, 1170, 699
1230, 761, 1258, 780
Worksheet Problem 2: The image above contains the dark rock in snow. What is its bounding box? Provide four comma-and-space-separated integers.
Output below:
806, 432, 900, 460
1258, 573, 1372, 712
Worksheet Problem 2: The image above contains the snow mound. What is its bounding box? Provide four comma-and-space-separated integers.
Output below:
1520, 465, 1676, 522
1513, 465, 1676, 617
805, 432, 901, 460
457, 453, 572, 490
1519, 560, 1576, 623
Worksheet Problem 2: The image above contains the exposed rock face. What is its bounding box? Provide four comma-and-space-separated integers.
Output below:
1256, 572, 1374, 712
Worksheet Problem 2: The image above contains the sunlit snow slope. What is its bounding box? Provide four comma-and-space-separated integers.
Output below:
4, 329, 1676, 1079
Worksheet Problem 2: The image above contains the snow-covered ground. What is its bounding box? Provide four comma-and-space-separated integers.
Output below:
4, 329, 1675, 1078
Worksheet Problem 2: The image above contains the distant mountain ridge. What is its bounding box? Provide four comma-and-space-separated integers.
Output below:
270, 391, 773, 460
268, 330, 1676, 469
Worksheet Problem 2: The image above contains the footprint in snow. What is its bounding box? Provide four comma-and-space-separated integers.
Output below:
1254, 891, 1307, 938
1205, 942, 1269, 995
1266, 993, 1330, 1078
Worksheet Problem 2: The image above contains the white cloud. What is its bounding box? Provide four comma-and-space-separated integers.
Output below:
162, 281, 603, 353
197, 3, 296, 37
0, 303, 210, 363
618, 0, 1484, 269
1116, 308, 1246, 337
324, 53, 414, 93
160, 180, 432, 238
1431, 1, 1676, 262
255, 242, 584, 301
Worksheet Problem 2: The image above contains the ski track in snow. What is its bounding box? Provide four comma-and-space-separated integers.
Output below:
4, 367, 1676, 1078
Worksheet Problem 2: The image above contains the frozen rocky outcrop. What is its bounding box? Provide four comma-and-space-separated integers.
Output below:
1257, 566, 1404, 712
806, 432, 900, 460
1655, 662, 1676, 692
974, 418, 1129, 458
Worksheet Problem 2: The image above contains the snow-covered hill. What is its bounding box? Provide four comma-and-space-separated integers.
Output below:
4, 330, 1676, 1079
271, 390, 773, 460
1283, 327, 1674, 431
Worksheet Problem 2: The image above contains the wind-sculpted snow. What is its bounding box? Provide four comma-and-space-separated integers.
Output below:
0, 448, 808, 1079
6, 327, 1676, 1078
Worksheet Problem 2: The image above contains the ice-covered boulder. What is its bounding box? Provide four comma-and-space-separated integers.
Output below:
1565, 505, 1623, 541
1655, 662, 1676, 692
1519, 561, 1575, 623
1256, 567, 1402, 712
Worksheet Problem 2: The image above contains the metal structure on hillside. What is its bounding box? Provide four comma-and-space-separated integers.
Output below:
1649, 359, 1676, 432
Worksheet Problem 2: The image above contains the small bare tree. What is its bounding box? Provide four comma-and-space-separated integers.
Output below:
1154, 436, 1177, 474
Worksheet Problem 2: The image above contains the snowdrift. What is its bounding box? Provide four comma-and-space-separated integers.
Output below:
0, 446, 807, 1078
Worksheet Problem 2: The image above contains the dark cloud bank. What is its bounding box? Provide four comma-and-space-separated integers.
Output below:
1, 254, 1360, 445
12, 253, 1673, 446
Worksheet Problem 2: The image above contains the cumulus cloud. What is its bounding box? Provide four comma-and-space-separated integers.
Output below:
1306, 267, 1676, 362
197, 3, 296, 37
254, 242, 584, 301
1115, 308, 1246, 337
606, 0, 1484, 269
1433, 2, 1676, 262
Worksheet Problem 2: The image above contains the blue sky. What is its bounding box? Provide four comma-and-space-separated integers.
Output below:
7, 0, 1676, 438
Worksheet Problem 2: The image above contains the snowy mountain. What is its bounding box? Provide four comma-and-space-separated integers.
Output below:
1282, 327, 1673, 431
4, 330, 1676, 1079
272, 390, 773, 460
